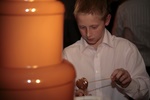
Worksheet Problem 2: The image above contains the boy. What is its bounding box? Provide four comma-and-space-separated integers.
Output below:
63, 0, 150, 99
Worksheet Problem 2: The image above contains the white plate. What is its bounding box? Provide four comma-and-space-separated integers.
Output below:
74, 96, 101, 100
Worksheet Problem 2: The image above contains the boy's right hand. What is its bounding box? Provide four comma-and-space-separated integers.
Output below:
75, 89, 86, 97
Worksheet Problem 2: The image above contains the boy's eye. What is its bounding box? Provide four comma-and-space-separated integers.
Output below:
79, 26, 86, 29
91, 26, 98, 29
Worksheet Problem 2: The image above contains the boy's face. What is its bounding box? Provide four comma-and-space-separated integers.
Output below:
76, 13, 110, 47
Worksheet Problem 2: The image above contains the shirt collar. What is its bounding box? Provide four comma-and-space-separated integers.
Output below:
103, 29, 114, 48
80, 28, 114, 52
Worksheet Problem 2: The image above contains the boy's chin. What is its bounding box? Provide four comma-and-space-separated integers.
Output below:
87, 41, 96, 45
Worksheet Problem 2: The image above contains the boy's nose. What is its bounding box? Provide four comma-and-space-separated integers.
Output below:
86, 29, 91, 37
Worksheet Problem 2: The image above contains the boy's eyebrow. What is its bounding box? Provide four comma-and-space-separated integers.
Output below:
89, 24, 100, 27
78, 24, 85, 26
90, 24, 99, 26
78, 23, 100, 26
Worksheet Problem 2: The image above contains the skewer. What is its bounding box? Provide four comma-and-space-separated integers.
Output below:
75, 77, 111, 96
88, 77, 111, 83
88, 84, 111, 92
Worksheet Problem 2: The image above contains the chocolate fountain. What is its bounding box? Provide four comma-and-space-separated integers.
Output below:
0, 0, 76, 100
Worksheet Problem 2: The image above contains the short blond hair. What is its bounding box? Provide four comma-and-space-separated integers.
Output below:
74, 0, 109, 20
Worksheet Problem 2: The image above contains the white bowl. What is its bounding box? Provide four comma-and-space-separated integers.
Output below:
74, 96, 101, 100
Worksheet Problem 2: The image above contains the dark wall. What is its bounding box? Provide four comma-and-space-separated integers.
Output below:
62, 0, 81, 48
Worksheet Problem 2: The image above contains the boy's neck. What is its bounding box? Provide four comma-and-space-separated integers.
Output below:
90, 36, 104, 50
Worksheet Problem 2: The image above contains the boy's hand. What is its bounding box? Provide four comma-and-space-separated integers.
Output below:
111, 68, 132, 88
75, 89, 85, 97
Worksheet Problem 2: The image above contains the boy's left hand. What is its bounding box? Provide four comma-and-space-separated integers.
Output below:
111, 68, 132, 88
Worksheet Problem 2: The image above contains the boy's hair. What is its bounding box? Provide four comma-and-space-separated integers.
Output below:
74, 0, 109, 20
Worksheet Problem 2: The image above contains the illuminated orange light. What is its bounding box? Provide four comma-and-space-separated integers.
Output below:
25, 8, 36, 12
36, 79, 41, 84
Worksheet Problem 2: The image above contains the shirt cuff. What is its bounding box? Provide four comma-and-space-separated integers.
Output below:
123, 79, 139, 97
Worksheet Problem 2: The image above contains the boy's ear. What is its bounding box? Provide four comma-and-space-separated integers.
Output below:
105, 14, 111, 26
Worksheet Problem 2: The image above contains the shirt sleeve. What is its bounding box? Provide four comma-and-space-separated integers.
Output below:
62, 49, 68, 60
122, 43, 150, 99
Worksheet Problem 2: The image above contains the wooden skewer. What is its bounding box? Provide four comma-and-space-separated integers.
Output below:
88, 84, 111, 92
88, 77, 111, 83
87, 78, 111, 93
75, 77, 111, 95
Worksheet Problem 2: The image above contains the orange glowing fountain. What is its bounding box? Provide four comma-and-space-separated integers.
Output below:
0, 0, 76, 100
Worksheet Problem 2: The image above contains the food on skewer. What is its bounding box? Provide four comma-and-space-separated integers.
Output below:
75, 77, 89, 96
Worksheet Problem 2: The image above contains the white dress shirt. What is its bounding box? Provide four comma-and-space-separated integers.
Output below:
63, 29, 150, 100
112, 0, 150, 66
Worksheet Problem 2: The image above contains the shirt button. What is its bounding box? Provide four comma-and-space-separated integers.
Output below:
96, 70, 99, 73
